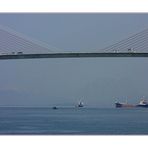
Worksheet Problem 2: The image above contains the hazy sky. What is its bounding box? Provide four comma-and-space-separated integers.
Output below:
0, 13, 148, 107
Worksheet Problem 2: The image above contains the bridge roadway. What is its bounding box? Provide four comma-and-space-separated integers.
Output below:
0, 52, 148, 60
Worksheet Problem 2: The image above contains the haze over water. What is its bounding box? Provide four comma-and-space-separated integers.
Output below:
0, 14, 148, 107
0, 14, 148, 135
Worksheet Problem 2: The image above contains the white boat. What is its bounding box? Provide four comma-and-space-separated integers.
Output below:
77, 101, 84, 107
136, 99, 148, 108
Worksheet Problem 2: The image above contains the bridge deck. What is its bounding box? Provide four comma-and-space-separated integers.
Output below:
0, 52, 148, 60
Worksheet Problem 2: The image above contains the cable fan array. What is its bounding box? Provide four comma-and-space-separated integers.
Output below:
101, 28, 148, 53
0, 25, 62, 55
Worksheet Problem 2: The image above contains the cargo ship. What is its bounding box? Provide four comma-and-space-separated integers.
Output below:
115, 99, 148, 108
115, 101, 135, 108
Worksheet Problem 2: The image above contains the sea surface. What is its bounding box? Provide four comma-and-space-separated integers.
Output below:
0, 107, 148, 135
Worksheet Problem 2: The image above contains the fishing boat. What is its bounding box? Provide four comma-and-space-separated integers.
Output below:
78, 101, 84, 107
77, 101, 84, 107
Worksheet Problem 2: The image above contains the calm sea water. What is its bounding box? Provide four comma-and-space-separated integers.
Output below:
0, 107, 148, 135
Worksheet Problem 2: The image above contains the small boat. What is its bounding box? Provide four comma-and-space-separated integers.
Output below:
77, 101, 84, 107
52, 106, 58, 109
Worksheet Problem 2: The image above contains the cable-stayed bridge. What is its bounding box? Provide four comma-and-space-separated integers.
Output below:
0, 25, 148, 60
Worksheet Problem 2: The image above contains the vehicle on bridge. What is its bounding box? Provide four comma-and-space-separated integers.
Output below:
17, 51, 23, 55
